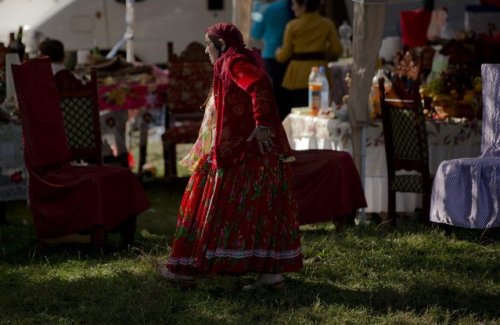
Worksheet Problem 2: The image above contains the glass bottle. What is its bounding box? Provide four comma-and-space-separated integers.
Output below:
7, 32, 17, 52
16, 26, 26, 61
319, 66, 330, 113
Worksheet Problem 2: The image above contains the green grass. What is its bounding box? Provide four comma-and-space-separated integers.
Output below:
1, 184, 499, 325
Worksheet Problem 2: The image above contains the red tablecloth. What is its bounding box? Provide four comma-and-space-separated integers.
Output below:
98, 81, 168, 111
292, 150, 367, 225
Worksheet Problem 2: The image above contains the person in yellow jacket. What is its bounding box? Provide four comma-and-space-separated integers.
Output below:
275, 0, 342, 115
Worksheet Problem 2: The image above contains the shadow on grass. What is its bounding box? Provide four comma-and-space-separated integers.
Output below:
204, 276, 500, 321
2, 267, 499, 324
1, 183, 499, 323
0, 268, 209, 324
301, 221, 500, 245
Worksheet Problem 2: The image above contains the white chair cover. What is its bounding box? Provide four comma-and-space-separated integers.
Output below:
430, 64, 500, 228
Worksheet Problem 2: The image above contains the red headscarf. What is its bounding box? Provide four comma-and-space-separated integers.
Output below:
206, 23, 245, 50
207, 22, 266, 72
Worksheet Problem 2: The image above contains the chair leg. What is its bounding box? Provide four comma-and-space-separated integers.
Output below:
120, 216, 137, 247
90, 226, 107, 251
169, 143, 177, 178
421, 192, 431, 225
37, 239, 48, 254
388, 190, 397, 226
429, 218, 453, 236
0, 202, 6, 225
346, 211, 356, 226
163, 141, 176, 181
163, 140, 170, 181
443, 224, 453, 237
138, 143, 147, 176
138, 121, 149, 175
334, 213, 355, 232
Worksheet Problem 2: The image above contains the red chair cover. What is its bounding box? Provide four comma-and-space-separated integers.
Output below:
292, 150, 367, 225
480, 0, 500, 7
13, 59, 71, 169
479, 33, 500, 64
400, 9, 432, 48
12, 58, 150, 240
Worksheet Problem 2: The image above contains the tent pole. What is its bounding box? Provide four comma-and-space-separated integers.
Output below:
358, 124, 367, 224
106, 0, 135, 61
125, 0, 134, 63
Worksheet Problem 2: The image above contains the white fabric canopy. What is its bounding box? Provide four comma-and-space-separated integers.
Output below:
348, 0, 422, 127
347, 0, 386, 190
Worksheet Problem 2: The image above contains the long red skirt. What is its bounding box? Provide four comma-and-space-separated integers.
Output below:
166, 155, 303, 275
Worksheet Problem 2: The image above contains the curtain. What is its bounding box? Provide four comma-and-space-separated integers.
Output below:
348, 1, 386, 174
232, 0, 253, 45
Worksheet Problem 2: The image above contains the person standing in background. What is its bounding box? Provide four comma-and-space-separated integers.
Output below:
250, 0, 294, 120
38, 39, 66, 75
275, 0, 342, 111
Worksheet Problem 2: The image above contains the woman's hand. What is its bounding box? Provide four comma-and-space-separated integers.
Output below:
247, 126, 275, 154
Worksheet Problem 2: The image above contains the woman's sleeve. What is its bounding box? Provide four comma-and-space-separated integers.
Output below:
229, 59, 275, 127
275, 23, 294, 63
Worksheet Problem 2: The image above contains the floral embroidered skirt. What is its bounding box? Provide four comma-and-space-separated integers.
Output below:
166, 155, 303, 275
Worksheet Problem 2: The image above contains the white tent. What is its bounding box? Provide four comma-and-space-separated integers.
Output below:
0, 0, 234, 64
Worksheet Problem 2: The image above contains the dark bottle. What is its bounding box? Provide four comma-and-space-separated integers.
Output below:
0, 41, 8, 69
15, 26, 26, 61
8, 27, 26, 61
7, 32, 16, 51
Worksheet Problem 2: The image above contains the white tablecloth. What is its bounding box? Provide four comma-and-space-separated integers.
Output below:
283, 110, 482, 213
0, 122, 27, 201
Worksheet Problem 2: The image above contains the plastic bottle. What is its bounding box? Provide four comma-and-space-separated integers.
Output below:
319, 66, 330, 113
338, 20, 352, 58
308, 66, 321, 116
370, 69, 391, 119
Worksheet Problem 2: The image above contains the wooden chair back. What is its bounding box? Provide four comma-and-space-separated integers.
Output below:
162, 41, 213, 181
54, 69, 102, 165
380, 77, 429, 172
379, 76, 432, 224
12, 57, 71, 170
166, 41, 212, 125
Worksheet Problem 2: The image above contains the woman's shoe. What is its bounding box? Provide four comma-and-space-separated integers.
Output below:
242, 274, 285, 291
158, 264, 196, 286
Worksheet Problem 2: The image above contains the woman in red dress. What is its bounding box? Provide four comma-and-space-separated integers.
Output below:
159, 23, 302, 290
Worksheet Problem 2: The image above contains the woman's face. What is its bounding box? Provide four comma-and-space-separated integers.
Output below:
291, 0, 305, 17
204, 34, 219, 64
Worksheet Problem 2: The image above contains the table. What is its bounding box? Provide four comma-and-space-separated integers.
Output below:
283, 109, 482, 213
97, 72, 168, 172
0, 120, 27, 222
292, 150, 367, 225
0, 121, 27, 202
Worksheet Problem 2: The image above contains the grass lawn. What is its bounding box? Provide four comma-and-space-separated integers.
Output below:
1, 182, 499, 324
